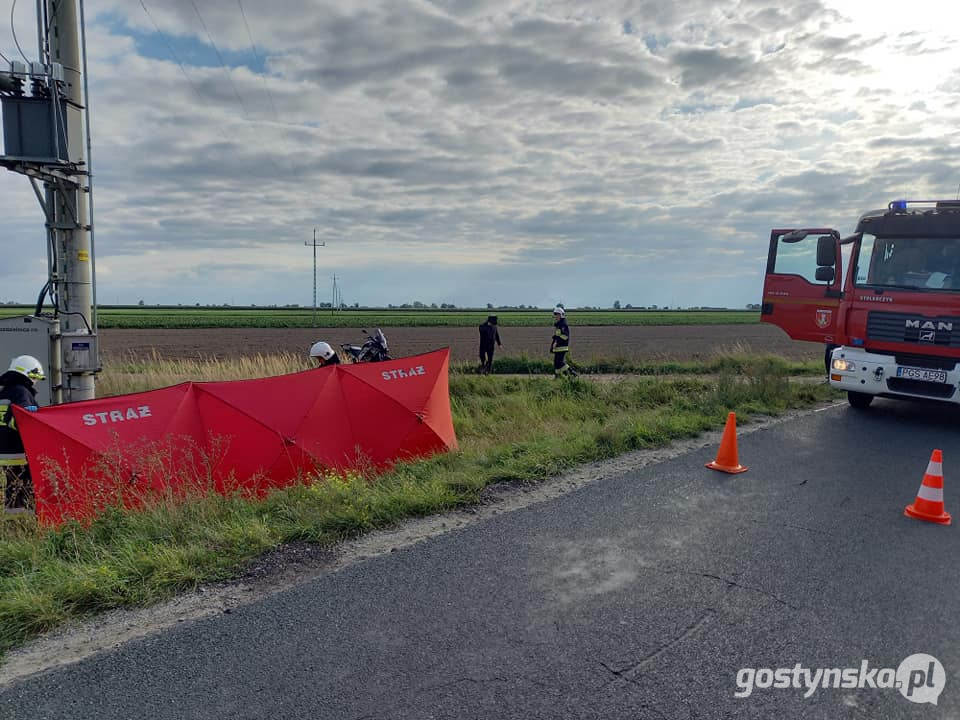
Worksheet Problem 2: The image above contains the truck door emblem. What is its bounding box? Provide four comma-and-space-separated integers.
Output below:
815, 309, 832, 328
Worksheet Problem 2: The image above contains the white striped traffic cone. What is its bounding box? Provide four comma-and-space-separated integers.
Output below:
904, 449, 952, 526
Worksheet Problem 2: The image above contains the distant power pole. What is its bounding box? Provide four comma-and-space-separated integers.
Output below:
305, 228, 325, 327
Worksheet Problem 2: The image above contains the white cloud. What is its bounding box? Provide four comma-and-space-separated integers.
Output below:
1, 0, 959, 307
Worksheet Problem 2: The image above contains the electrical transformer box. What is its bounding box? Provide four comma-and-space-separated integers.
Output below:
61, 332, 99, 373
0, 315, 61, 406
1, 96, 69, 162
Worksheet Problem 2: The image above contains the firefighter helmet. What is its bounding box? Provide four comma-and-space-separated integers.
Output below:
552, 306, 565, 318
309, 341, 337, 364
8, 355, 45, 382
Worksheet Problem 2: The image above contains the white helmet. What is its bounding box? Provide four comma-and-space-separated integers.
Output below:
309, 341, 336, 362
552, 306, 565, 318
8, 355, 45, 382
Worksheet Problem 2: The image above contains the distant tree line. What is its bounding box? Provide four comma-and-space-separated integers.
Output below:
387, 302, 459, 309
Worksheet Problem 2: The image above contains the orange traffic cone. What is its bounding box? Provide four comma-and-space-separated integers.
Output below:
904, 449, 951, 525
706, 412, 747, 474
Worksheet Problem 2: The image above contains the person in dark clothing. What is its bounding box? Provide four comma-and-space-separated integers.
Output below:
478, 316, 502, 374
550, 307, 576, 377
1, 355, 44, 511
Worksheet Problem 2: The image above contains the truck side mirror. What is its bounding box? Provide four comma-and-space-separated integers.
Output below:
816, 236, 836, 266
815, 266, 835, 283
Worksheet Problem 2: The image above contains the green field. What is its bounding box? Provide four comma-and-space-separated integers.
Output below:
0, 307, 759, 329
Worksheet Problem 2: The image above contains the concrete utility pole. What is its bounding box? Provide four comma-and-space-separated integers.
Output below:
0, 0, 99, 403
49, 0, 96, 401
305, 227, 325, 327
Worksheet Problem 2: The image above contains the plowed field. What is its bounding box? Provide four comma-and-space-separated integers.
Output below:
100, 324, 820, 364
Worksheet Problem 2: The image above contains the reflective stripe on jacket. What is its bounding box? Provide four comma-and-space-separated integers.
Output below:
0, 400, 13, 433
552, 319, 570, 353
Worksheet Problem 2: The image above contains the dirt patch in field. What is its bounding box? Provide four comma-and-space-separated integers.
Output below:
100, 324, 820, 364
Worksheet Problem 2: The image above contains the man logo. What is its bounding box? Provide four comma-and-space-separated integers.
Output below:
815, 309, 832, 329
905, 318, 953, 343
905, 319, 953, 332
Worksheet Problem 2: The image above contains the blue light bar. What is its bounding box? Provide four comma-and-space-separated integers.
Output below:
886, 199, 952, 211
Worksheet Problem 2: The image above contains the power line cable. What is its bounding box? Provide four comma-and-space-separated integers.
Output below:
10, 0, 30, 63
234, 0, 313, 186
188, 0, 252, 119
138, 0, 291, 186
142, 5, 335, 306
222, 1, 303, 182
140, 0, 307, 237
139, 0, 210, 107
138, 0, 275, 186
237, 0, 279, 121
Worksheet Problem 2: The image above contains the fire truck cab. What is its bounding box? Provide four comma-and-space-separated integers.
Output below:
762, 200, 960, 409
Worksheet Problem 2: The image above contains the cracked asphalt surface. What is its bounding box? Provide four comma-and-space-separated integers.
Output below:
3, 399, 960, 719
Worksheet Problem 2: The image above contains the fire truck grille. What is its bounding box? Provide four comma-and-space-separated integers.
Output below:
867, 311, 960, 347
886, 378, 958, 399
893, 354, 958, 371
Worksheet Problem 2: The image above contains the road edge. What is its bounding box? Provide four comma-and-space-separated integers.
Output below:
0, 399, 844, 687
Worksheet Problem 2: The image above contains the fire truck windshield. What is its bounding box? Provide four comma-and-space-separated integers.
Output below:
855, 234, 960, 291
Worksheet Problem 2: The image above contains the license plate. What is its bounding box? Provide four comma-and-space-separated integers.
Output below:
896, 366, 947, 383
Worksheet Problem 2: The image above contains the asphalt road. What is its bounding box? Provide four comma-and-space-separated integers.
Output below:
3, 399, 960, 719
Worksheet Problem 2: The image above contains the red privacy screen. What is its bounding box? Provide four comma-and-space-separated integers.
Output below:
14, 349, 457, 525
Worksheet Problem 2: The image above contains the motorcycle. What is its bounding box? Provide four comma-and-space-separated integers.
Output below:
341, 328, 391, 363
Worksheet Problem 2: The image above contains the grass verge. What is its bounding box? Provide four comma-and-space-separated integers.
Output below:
1, 358, 837, 657
455, 352, 823, 376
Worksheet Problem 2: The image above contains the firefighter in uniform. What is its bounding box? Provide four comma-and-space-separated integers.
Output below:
1, 355, 44, 511
550, 307, 576, 378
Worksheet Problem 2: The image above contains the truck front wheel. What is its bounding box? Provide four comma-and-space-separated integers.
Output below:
847, 391, 874, 409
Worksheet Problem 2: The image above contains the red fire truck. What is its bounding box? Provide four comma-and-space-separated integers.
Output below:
762, 199, 960, 409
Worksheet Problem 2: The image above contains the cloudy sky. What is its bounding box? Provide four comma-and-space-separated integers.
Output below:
1, 0, 959, 309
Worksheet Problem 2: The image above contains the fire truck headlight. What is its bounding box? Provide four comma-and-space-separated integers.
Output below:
832, 358, 856, 372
